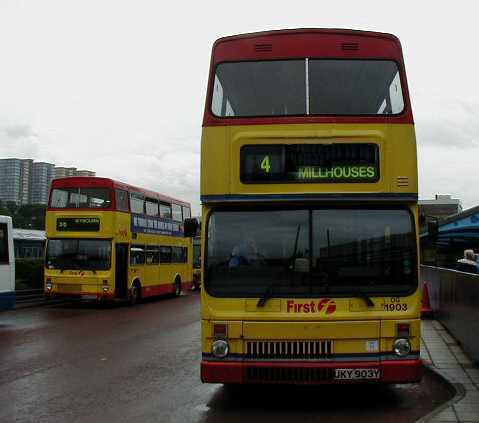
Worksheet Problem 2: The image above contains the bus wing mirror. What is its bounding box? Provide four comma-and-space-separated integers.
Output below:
184, 218, 199, 238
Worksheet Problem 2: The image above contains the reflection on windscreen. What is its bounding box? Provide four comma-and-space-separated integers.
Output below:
206, 209, 416, 297
212, 60, 404, 117
50, 188, 111, 209
46, 239, 111, 270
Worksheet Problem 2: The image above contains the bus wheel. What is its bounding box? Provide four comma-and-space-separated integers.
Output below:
174, 278, 182, 297
130, 282, 141, 305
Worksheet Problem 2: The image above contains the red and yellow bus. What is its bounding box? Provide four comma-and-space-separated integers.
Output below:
44, 177, 195, 303
200, 29, 421, 384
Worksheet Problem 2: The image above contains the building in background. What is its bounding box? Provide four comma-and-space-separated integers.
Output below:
0, 158, 95, 205
54, 167, 77, 178
419, 194, 462, 231
0, 159, 33, 205
76, 170, 96, 177
31, 162, 55, 205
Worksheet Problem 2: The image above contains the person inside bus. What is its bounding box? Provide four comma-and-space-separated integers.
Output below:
456, 249, 479, 274
229, 236, 261, 268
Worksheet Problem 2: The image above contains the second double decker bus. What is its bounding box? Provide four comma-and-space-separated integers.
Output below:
45, 177, 195, 303
201, 29, 421, 384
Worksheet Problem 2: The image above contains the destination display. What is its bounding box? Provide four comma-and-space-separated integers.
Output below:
57, 217, 100, 231
240, 144, 379, 183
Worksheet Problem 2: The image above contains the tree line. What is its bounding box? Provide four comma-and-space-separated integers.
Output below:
0, 201, 46, 230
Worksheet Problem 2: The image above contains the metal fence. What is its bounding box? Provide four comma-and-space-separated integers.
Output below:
421, 265, 479, 363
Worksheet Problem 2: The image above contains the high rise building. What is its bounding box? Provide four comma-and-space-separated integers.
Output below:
54, 167, 77, 178
0, 158, 33, 205
76, 170, 96, 177
0, 159, 96, 205
31, 162, 55, 205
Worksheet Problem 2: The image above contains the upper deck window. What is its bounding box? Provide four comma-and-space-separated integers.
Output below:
212, 59, 404, 117
50, 187, 112, 209
115, 189, 129, 211
172, 204, 183, 222
130, 194, 145, 214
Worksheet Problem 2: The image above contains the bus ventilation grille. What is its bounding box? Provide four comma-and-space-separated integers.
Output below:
254, 43, 273, 52
246, 340, 333, 360
246, 366, 334, 383
341, 42, 359, 51
396, 176, 409, 187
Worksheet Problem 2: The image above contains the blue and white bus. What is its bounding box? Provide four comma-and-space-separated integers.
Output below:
0, 215, 15, 310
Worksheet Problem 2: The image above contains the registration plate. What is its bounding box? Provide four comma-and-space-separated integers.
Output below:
334, 368, 381, 380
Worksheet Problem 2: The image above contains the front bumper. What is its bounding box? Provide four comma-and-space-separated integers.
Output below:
45, 290, 114, 300
201, 359, 423, 384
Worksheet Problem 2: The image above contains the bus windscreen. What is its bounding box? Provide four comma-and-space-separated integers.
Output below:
206, 208, 416, 297
46, 239, 111, 270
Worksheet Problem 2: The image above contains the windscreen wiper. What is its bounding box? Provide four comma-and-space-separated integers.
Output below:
355, 290, 375, 307
257, 284, 274, 307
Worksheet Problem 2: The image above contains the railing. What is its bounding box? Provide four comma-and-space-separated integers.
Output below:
421, 265, 479, 363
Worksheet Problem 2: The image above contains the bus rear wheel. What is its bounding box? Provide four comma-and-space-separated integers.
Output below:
174, 278, 182, 297
130, 282, 141, 305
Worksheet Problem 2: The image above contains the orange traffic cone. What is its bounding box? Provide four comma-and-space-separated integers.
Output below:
421, 281, 433, 318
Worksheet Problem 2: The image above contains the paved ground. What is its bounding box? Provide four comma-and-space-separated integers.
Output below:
421, 320, 479, 422
0, 292, 456, 423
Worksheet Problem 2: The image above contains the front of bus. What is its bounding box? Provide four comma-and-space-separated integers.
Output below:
200, 29, 421, 384
44, 177, 120, 300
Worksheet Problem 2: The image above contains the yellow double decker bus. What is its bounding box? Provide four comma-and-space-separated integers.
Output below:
200, 29, 421, 384
45, 177, 196, 304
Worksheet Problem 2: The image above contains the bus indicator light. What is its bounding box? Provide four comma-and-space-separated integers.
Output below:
396, 323, 410, 338
213, 323, 228, 339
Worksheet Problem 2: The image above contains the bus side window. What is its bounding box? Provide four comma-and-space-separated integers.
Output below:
115, 189, 129, 211
160, 246, 172, 263
171, 247, 188, 263
182, 206, 191, 220
146, 246, 160, 264
130, 194, 145, 214
145, 198, 159, 216
130, 245, 145, 265
160, 203, 172, 219
172, 204, 183, 222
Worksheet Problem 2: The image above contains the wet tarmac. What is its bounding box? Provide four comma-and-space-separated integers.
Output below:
0, 292, 455, 423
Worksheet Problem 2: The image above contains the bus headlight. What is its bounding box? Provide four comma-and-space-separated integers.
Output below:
212, 340, 229, 358
102, 280, 109, 292
393, 338, 411, 357
46, 279, 52, 290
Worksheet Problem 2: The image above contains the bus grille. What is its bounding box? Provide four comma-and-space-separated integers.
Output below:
245, 340, 333, 359
247, 366, 334, 383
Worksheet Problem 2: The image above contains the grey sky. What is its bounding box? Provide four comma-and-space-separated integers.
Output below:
0, 1, 477, 214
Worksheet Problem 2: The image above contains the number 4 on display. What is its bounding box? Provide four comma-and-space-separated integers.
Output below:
261, 155, 271, 173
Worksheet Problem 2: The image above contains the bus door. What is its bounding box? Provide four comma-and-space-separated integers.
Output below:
115, 243, 129, 298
